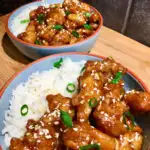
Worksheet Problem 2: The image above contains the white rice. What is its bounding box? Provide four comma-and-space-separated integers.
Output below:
2, 58, 85, 146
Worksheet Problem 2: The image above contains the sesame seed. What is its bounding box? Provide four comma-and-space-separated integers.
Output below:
73, 128, 78, 131
54, 121, 59, 125
80, 119, 85, 122
45, 135, 52, 139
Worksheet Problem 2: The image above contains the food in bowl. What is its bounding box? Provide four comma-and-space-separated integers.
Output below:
17, 0, 101, 46
2, 57, 150, 149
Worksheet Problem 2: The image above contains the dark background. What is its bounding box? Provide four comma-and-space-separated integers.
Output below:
0, 0, 150, 46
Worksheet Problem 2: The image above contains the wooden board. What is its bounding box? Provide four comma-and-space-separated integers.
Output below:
0, 15, 150, 90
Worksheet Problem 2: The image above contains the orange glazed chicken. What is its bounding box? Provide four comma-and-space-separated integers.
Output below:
18, 0, 101, 46
9, 57, 150, 150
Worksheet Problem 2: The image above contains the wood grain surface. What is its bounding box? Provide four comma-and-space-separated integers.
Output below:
0, 15, 150, 90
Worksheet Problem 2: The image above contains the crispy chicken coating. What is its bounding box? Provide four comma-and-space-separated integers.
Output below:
118, 132, 143, 150
10, 111, 61, 150
46, 94, 74, 117
63, 122, 116, 150
93, 81, 142, 137
124, 91, 150, 112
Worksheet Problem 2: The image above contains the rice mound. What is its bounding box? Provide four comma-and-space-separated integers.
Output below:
2, 58, 85, 146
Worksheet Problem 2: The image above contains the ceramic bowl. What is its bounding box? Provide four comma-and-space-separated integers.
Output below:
4, 0, 103, 60
0, 52, 149, 149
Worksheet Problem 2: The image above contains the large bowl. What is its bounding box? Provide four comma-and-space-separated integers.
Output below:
0, 52, 149, 149
4, 0, 103, 60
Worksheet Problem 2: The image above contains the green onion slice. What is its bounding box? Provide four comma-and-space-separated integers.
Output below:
123, 111, 136, 130
53, 58, 63, 68
66, 83, 76, 93
111, 72, 122, 84
89, 98, 98, 108
65, 11, 71, 16
53, 24, 63, 30
84, 24, 92, 30
21, 104, 28, 116
84, 12, 91, 18
79, 144, 100, 150
35, 40, 42, 45
20, 19, 30, 24
37, 13, 45, 24
71, 30, 79, 38
80, 66, 85, 73
60, 110, 73, 128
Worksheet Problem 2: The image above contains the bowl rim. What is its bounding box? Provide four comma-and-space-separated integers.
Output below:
4, 1, 103, 49
0, 52, 149, 99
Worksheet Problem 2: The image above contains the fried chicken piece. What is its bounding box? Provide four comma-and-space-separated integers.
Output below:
93, 82, 142, 137
10, 138, 28, 150
72, 70, 104, 122
10, 111, 61, 150
47, 8, 65, 25
72, 58, 126, 122
46, 94, 74, 117
50, 29, 71, 45
118, 132, 143, 150
124, 91, 150, 112
68, 14, 86, 26
18, 21, 37, 44
63, 122, 116, 150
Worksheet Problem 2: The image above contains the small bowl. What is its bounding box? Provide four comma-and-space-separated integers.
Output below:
4, 0, 103, 60
0, 52, 149, 149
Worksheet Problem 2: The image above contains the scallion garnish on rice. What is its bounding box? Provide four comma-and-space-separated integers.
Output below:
79, 143, 100, 150
60, 110, 73, 128
111, 72, 122, 84
80, 66, 85, 73
123, 111, 136, 130
53, 58, 63, 68
66, 83, 76, 93
20, 104, 28, 116
89, 98, 98, 108
20, 19, 30, 24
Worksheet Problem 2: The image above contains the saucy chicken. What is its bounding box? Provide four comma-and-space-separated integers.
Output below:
17, 0, 101, 46
10, 57, 150, 150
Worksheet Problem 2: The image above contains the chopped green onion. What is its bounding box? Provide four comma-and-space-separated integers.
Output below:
89, 98, 98, 108
20, 19, 30, 24
53, 25, 63, 30
123, 111, 136, 130
84, 12, 91, 18
80, 66, 85, 73
37, 13, 45, 24
53, 58, 63, 68
35, 40, 42, 45
66, 83, 76, 93
21, 104, 28, 116
79, 144, 100, 150
71, 30, 79, 38
84, 24, 92, 30
65, 11, 71, 16
111, 72, 123, 84
60, 110, 73, 128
